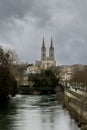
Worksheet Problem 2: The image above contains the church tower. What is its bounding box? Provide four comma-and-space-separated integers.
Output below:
49, 37, 54, 61
41, 38, 46, 61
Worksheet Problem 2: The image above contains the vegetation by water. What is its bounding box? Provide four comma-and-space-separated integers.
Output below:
0, 46, 17, 102
28, 69, 58, 89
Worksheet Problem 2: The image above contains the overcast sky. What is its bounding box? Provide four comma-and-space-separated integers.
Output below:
0, 0, 87, 65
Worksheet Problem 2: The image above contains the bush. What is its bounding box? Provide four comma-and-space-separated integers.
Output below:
0, 65, 17, 102
29, 69, 58, 88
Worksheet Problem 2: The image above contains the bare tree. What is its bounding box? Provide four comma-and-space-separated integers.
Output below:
0, 46, 18, 66
0, 46, 18, 101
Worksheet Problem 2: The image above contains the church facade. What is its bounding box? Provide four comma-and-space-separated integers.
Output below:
36, 38, 56, 69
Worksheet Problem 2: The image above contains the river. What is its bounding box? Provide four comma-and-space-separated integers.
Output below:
0, 94, 80, 130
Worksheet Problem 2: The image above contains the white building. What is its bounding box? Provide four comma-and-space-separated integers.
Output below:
27, 64, 40, 74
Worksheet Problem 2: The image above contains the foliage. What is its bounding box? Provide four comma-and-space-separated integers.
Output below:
64, 95, 70, 103
71, 67, 87, 88
28, 69, 58, 88
11, 63, 28, 84
0, 66, 17, 99
0, 46, 18, 66
0, 46, 17, 102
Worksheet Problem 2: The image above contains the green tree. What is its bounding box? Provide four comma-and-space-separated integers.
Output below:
28, 69, 58, 89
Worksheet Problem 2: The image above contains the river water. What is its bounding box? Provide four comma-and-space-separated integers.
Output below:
0, 94, 80, 130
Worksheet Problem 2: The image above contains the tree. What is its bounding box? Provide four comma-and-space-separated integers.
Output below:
0, 46, 17, 102
0, 46, 18, 66
71, 66, 87, 89
0, 66, 17, 101
28, 69, 58, 89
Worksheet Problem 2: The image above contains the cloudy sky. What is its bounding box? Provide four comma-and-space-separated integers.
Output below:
0, 0, 87, 65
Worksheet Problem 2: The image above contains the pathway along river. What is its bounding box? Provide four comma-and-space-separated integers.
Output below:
0, 94, 81, 130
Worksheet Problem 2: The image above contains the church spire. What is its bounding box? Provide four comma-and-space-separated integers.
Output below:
50, 37, 53, 48
49, 37, 54, 60
41, 37, 46, 61
42, 37, 45, 47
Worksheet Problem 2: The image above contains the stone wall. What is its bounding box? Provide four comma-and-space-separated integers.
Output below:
64, 88, 87, 130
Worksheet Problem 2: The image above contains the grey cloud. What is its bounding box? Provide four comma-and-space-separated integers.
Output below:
0, 0, 51, 27
0, 0, 34, 21
0, 0, 87, 65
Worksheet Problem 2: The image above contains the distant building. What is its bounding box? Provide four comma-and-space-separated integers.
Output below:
27, 64, 40, 74
58, 64, 85, 87
59, 66, 72, 81
36, 38, 56, 69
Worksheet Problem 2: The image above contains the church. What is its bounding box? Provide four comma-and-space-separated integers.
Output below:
26, 38, 56, 75
36, 38, 56, 69
23, 38, 56, 85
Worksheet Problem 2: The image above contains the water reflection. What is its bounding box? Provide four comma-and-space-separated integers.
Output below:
0, 94, 80, 130
0, 100, 17, 130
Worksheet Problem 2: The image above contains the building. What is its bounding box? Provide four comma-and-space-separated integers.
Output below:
36, 38, 56, 69
58, 65, 73, 86
26, 37, 56, 75
27, 64, 40, 74
58, 64, 85, 87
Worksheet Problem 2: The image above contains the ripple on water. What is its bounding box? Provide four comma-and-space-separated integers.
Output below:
0, 94, 81, 130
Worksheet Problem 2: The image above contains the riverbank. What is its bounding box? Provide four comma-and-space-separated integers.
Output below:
57, 87, 87, 130
17, 85, 56, 95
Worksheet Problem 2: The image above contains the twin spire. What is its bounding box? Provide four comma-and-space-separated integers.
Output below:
42, 37, 54, 48
41, 37, 54, 61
